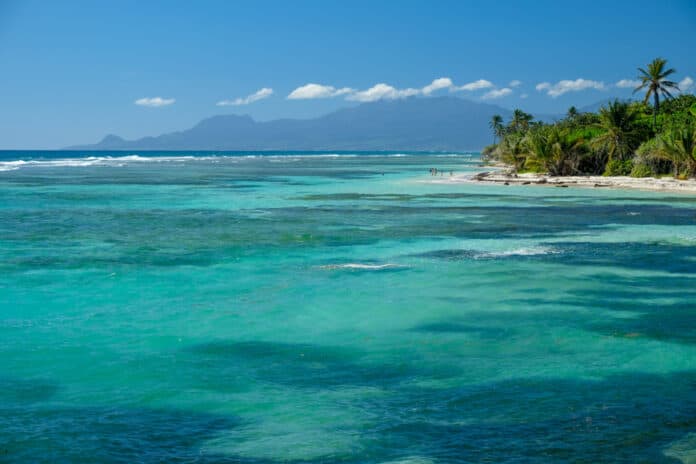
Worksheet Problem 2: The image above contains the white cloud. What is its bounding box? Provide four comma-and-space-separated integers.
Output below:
422, 77, 453, 95
338, 77, 454, 102
346, 83, 420, 102
535, 79, 605, 98
135, 97, 175, 107
287, 83, 353, 100
285, 77, 511, 103
453, 79, 494, 91
509, 80, 522, 88
679, 76, 694, 92
481, 88, 513, 100
217, 87, 273, 106
615, 79, 641, 89
520, 93, 529, 99
286, 77, 515, 103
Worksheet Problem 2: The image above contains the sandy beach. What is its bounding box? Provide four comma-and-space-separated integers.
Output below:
431, 170, 696, 194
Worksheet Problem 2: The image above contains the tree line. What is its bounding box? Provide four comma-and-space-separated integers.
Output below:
484, 58, 696, 178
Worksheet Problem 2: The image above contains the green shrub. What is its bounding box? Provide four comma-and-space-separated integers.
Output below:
630, 163, 653, 178
482, 144, 497, 158
603, 159, 633, 176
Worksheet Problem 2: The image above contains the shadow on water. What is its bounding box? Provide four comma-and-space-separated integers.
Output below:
507, 296, 696, 346
0, 376, 250, 463
1, 200, 695, 271
0, 377, 59, 404
185, 340, 449, 391
178, 339, 696, 462
359, 371, 696, 463
412, 240, 696, 275
412, 322, 514, 339
0, 405, 255, 464
491, 269, 696, 345
2, 369, 695, 462
543, 241, 696, 275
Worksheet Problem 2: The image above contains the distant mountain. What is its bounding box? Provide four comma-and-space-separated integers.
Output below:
67, 97, 515, 151
578, 97, 637, 114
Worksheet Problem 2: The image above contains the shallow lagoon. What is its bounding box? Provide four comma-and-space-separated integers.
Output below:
1, 152, 695, 462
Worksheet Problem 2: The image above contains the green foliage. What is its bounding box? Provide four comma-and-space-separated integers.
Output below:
658, 121, 696, 177
566, 106, 579, 121
660, 94, 696, 114
489, 115, 504, 144
574, 112, 601, 127
591, 100, 642, 161
630, 163, 654, 178
636, 137, 662, 159
603, 159, 633, 176
523, 125, 584, 176
482, 58, 693, 178
508, 109, 534, 133
635, 137, 673, 176
481, 144, 497, 160
496, 133, 526, 171
635, 57, 680, 127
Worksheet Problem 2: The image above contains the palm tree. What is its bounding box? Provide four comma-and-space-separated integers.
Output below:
658, 123, 696, 177
567, 106, 579, 120
591, 100, 640, 162
497, 133, 526, 171
510, 109, 534, 132
635, 57, 680, 127
489, 114, 504, 144
524, 126, 583, 176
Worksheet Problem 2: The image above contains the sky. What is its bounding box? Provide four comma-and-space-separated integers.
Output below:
0, 0, 695, 149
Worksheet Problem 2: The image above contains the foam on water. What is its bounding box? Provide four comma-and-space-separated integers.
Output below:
0, 151, 479, 172
318, 263, 407, 270
0, 155, 201, 170
474, 246, 560, 259
380, 457, 437, 464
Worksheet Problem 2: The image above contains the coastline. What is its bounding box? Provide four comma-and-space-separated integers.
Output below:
430, 168, 696, 194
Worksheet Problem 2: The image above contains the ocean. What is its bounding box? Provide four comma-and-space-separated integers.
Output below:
1, 151, 695, 463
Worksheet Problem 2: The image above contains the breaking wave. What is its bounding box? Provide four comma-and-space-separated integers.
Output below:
0, 151, 478, 172
318, 263, 408, 270
473, 246, 559, 259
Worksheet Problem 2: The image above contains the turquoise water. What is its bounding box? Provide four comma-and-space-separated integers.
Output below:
1, 151, 696, 463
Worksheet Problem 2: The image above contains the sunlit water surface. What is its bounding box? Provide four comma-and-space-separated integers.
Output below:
1, 151, 695, 463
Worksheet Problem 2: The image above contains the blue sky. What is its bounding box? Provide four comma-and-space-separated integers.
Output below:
0, 0, 694, 148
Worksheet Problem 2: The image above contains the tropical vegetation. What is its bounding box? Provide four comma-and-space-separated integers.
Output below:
483, 58, 696, 179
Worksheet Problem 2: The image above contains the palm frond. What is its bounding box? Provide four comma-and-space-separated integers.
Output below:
661, 88, 675, 99
633, 81, 649, 93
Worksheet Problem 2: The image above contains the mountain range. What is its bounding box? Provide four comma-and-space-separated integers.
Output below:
67, 97, 563, 151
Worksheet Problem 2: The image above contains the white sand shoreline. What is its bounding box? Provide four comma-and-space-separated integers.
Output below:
427, 171, 696, 194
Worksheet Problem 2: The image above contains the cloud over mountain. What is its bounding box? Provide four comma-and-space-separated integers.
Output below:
217, 88, 273, 106
536, 79, 605, 97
